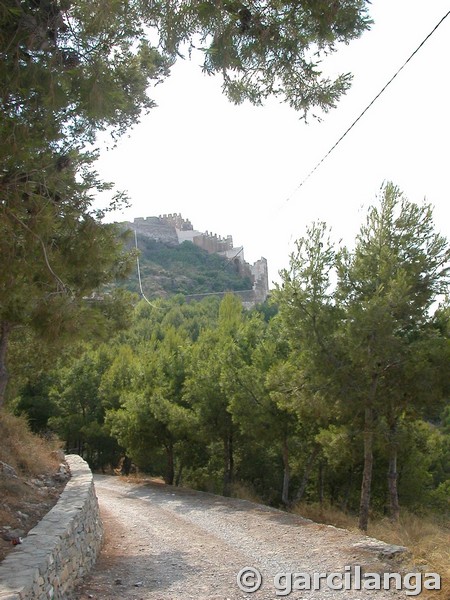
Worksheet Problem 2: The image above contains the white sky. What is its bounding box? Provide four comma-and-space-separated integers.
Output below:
96, 1, 450, 287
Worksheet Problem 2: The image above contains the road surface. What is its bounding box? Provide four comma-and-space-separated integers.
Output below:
74, 476, 409, 599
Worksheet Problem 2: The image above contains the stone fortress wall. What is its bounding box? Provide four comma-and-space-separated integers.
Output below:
0, 455, 102, 600
132, 216, 179, 246
124, 214, 270, 306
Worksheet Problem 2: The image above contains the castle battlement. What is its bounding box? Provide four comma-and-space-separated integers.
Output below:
194, 230, 234, 254
160, 213, 193, 231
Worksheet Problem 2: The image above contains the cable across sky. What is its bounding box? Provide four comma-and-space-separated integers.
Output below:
283, 8, 450, 205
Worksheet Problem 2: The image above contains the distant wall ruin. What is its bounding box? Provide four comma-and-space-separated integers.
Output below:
130, 216, 179, 245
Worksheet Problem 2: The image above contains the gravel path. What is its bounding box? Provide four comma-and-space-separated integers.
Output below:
74, 476, 410, 600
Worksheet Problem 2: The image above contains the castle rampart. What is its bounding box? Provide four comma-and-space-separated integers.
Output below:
124, 216, 179, 245
192, 231, 234, 254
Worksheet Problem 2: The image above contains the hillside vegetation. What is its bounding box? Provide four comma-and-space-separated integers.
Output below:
121, 237, 253, 298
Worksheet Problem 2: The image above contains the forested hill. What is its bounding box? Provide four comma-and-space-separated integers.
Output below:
120, 236, 253, 298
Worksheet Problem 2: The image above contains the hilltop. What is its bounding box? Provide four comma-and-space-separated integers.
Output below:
119, 214, 269, 306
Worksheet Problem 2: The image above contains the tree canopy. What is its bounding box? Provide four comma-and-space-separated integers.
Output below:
2, 2, 449, 539
0, 0, 373, 408
0, 0, 170, 408
152, 0, 371, 113
275, 182, 450, 529
19, 257, 449, 526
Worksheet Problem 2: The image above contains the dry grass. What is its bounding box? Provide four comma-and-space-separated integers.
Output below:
230, 481, 264, 505
292, 502, 449, 598
292, 501, 357, 531
0, 412, 61, 476
369, 513, 449, 599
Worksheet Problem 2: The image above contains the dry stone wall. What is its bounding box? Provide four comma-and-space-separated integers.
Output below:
0, 455, 102, 600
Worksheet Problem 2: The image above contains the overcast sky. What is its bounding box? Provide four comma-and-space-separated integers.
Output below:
96, 1, 450, 287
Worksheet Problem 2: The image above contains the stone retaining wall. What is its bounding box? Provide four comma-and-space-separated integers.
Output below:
0, 455, 103, 599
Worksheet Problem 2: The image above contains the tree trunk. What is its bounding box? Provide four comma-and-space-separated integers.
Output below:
0, 322, 11, 410
281, 436, 290, 506
165, 443, 174, 485
121, 455, 132, 476
223, 431, 233, 496
387, 421, 400, 522
294, 445, 320, 504
175, 461, 183, 486
359, 405, 374, 531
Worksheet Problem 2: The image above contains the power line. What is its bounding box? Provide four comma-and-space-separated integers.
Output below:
283, 8, 450, 204
134, 229, 161, 308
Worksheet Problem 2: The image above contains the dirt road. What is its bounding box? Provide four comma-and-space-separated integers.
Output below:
74, 476, 409, 600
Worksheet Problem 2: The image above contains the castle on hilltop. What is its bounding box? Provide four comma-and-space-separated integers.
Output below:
123, 214, 269, 307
